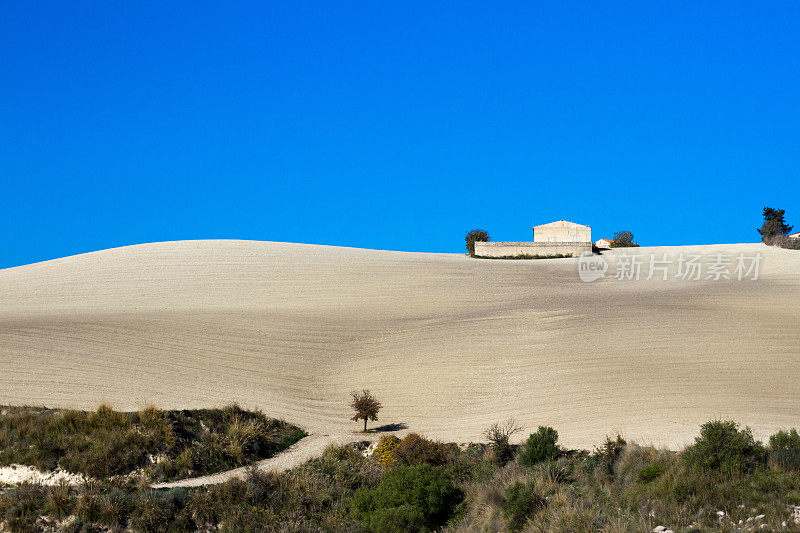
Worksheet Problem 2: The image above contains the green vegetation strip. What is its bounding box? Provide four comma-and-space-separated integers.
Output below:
0, 404, 306, 482
1, 416, 800, 531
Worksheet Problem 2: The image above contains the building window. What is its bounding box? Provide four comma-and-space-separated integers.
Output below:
549, 237, 555, 242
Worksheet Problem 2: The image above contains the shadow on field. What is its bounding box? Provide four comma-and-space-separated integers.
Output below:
367, 422, 408, 433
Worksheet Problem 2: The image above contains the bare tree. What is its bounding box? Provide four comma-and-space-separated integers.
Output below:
350, 390, 382, 432
483, 419, 523, 465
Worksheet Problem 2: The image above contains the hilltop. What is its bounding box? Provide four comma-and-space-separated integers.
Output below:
0, 240, 798, 448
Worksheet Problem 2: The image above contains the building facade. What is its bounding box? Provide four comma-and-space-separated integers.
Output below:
473, 220, 592, 258
533, 220, 592, 243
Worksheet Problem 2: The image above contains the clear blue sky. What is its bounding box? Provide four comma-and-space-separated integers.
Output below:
2, 2, 799, 268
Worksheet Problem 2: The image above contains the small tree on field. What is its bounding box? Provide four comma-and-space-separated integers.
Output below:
609, 231, 639, 248
483, 419, 523, 466
351, 390, 382, 432
465, 229, 490, 257
758, 207, 793, 243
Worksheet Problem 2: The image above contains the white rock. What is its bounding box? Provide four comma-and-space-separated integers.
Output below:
717, 510, 726, 518
0, 464, 87, 486
652, 527, 666, 533
664, 530, 674, 533
362, 441, 378, 457
755, 514, 765, 520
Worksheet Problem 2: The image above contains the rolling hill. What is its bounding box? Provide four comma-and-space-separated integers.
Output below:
0, 240, 797, 448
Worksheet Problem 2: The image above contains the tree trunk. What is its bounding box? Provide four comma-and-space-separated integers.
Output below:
364, 417, 367, 432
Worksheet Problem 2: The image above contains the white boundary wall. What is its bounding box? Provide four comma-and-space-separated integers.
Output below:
474, 241, 590, 257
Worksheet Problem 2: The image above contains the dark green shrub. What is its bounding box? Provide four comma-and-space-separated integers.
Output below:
465, 229, 490, 256
502, 481, 546, 532
683, 420, 766, 475
365, 504, 427, 533
518, 426, 560, 467
671, 479, 694, 502
769, 428, 800, 470
758, 207, 793, 242
593, 434, 626, 479
351, 464, 463, 532
637, 463, 663, 483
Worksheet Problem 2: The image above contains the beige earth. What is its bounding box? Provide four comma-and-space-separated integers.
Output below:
0, 240, 797, 450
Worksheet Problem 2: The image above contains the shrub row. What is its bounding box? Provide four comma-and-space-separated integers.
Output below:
2, 419, 800, 532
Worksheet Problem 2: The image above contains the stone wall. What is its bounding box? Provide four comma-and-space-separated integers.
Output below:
474, 241, 591, 258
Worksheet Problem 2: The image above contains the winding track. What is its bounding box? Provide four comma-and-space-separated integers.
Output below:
151, 434, 360, 488
0, 240, 798, 450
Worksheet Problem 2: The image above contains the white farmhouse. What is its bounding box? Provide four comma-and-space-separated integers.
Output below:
473, 220, 592, 258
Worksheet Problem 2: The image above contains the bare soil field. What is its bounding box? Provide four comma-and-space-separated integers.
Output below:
0, 240, 797, 449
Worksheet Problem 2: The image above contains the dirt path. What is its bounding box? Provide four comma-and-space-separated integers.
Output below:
151, 433, 366, 489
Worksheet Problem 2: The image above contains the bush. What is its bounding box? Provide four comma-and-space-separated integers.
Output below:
767, 234, 800, 250
534, 457, 570, 483
518, 426, 560, 467
502, 481, 546, 532
465, 229, 490, 257
373, 435, 401, 468
219, 504, 277, 532
391, 434, 451, 467
43, 481, 74, 519
593, 434, 626, 479
130, 489, 188, 533
769, 428, 800, 471
351, 464, 463, 532
671, 479, 694, 502
483, 420, 522, 466
636, 463, 663, 483
98, 489, 130, 528
609, 231, 639, 247
682, 420, 766, 475
0, 483, 45, 528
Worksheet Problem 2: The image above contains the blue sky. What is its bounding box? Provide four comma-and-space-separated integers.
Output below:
2, 2, 798, 268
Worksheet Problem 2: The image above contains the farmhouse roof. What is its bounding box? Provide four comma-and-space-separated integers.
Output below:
533, 220, 590, 229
